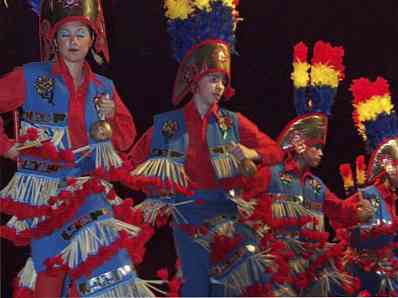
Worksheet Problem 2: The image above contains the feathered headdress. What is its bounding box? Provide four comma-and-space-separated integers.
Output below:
350, 77, 398, 181
21, 0, 109, 63
162, 0, 240, 105
278, 41, 345, 150
338, 155, 367, 196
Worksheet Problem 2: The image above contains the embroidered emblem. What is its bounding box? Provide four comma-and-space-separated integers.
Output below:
62, 209, 109, 240
217, 114, 233, 139
58, 0, 82, 9
279, 172, 293, 185
161, 120, 178, 139
308, 178, 322, 195
369, 196, 381, 209
79, 265, 133, 296
35, 76, 55, 105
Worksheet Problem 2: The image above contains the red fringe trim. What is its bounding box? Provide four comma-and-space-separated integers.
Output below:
222, 165, 271, 197
111, 200, 155, 265
167, 276, 182, 297
350, 243, 398, 278
44, 226, 154, 282
299, 229, 329, 243
107, 165, 194, 196
0, 178, 105, 246
294, 239, 359, 294
210, 234, 243, 264
69, 231, 129, 279
178, 224, 209, 238
12, 286, 34, 298
358, 220, 398, 241
156, 267, 183, 297
241, 283, 273, 297
12, 276, 35, 298
0, 197, 52, 219
21, 147, 75, 166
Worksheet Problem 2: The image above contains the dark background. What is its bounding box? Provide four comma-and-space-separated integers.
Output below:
1, 1, 398, 297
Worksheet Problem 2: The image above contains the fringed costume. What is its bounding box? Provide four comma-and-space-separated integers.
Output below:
242, 41, 365, 297
127, 0, 289, 296
339, 77, 398, 296
0, 1, 157, 297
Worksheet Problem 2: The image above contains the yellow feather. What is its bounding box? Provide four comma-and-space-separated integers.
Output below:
310, 64, 340, 88
291, 62, 310, 88
164, 0, 194, 20
221, 0, 235, 8
342, 176, 354, 190
355, 95, 394, 122
356, 122, 368, 142
194, 0, 211, 10
356, 170, 366, 186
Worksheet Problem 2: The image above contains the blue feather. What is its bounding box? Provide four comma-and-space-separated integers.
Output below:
364, 113, 398, 151
294, 88, 308, 115
28, 0, 41, 16
166, 1, 236, 62
309, 86, 337, 116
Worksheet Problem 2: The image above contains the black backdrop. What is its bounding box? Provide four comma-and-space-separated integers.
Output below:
1, 1, 398, 297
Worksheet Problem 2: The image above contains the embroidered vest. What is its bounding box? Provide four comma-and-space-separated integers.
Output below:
268, 164, 326, 231
133, 108, 240, 190
19, 62, 115, 178
351, 185, 394, 249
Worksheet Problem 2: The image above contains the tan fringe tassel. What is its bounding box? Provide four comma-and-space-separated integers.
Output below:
210, 253, 295, 297
7, 215, 46, 232
57, 219, 140, 269
133, 199, 172, 226
227, 189, 256, 217
211, 155, 240, 179
94, 141, 123, 170
16, 258, 37, 290
302, 265, 355, 297
0, 173, 59, 206
132, 158, 190, 188
273, 284, 297, 297
195, 220, 236, 250
379, 275, 397, 295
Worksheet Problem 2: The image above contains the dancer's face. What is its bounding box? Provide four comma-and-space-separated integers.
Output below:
56, 21, 93, 63
194, 72, 226, 106
302, 145, 323, 168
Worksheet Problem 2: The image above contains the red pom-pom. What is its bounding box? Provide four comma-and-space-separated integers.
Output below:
59, 149, 75, 163
195, 198, 205, 206
41, 142, 58, 160
156, 268, 169, 281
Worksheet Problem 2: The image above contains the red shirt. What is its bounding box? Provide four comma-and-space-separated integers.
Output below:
0, 58, 136, 155
129, 100, 284, 189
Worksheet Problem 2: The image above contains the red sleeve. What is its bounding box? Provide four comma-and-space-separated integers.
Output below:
324, 190, 360, 229
0, 67, 26, 156
0, 117, 16, 156
109, 87, 137, 152
237, 113, 284, 166
0, 67, 26, 113
127, 126, 154, 168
